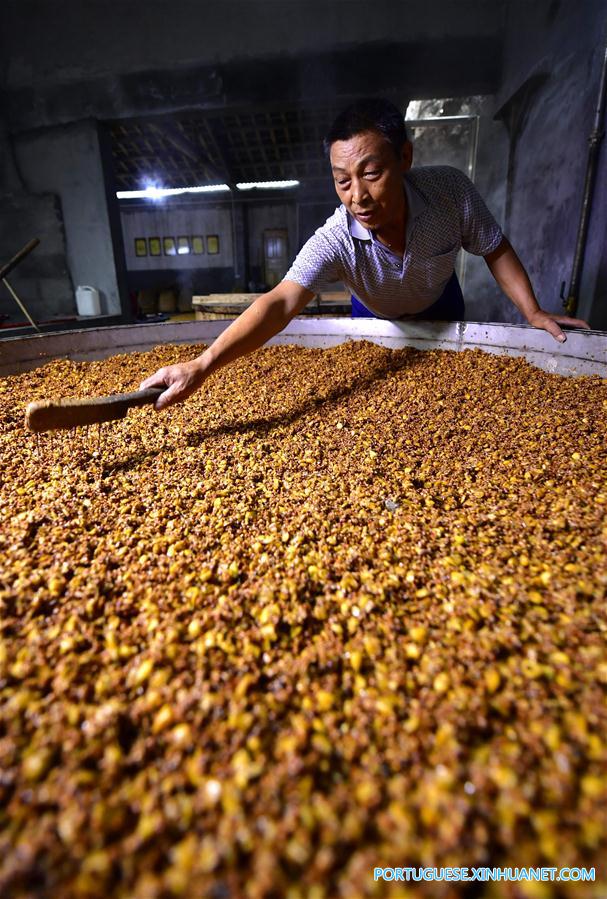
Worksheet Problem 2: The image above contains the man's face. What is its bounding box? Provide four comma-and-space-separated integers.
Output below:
329, 129, 413, 233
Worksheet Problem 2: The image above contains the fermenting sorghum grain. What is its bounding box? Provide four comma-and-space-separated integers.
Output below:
0, 341, 605, 898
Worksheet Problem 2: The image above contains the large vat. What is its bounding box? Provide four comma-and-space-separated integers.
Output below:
1, 317, 605, 895
1, 318, 606, 378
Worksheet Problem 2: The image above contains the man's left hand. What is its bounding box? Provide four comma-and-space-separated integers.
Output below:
527, 310, 591, 343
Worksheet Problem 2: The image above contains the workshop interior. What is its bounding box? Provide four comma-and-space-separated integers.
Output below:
0, 2, 606, 897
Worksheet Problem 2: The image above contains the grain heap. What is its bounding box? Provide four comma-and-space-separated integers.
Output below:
0, 340, 605, 898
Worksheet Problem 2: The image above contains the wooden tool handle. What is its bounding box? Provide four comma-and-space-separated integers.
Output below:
25, 387, 164, 432
100, 388, 165, 410
0, 239, 40, 281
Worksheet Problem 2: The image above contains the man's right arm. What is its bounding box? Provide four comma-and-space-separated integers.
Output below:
139, 280, 315, 409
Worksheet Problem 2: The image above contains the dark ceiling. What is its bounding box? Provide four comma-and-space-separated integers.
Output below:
108, 103, 350, 190
102, 26, 503, 194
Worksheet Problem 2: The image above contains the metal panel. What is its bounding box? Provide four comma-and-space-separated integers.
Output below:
1, 319, 605, 378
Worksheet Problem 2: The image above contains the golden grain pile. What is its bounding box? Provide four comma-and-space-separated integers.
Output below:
0, 341, 605, 898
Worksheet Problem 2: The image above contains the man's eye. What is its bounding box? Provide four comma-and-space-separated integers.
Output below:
337, 179, 350, 187
364, 170, 380, 178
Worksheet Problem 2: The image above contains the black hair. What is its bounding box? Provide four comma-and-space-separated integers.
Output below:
323, 98, 408, 157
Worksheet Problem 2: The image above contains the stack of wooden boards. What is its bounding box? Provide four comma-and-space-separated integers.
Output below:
193, 291, 352, 319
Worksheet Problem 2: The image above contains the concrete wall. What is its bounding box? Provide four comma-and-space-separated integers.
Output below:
590, 151, 607, 329
0, 191, 74, 324
496, 0, 606, 327
13, 121, 121, 315
0, 115, 75, 324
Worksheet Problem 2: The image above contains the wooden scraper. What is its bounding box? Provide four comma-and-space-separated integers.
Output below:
25, 388, 164, 432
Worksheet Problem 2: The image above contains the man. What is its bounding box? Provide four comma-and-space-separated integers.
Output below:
140, 98, 589, 409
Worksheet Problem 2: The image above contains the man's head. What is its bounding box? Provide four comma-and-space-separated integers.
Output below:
323, 98, 409, 159
325, 98, 412, 237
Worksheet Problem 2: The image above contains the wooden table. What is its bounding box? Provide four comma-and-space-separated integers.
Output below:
192, 292, 352, 320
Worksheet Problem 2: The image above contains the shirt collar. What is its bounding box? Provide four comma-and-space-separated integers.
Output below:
347, 172, 428, 242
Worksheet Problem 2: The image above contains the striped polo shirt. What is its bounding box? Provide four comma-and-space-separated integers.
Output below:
284, 165, 503, 318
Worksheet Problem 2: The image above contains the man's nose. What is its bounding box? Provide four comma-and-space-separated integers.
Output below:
351, 179, 368, 205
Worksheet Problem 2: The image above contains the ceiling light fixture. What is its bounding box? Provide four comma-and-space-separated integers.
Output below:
116, 184, 231, 200
236, 180, 300, 190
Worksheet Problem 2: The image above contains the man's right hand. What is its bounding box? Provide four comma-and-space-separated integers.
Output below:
138, 281, 315, 412
139, 358, 206, 410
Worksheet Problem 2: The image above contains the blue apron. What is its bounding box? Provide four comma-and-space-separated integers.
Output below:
351, 271, 465, 321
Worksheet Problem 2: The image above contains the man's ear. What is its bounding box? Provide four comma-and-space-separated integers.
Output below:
401, 140, 413, 173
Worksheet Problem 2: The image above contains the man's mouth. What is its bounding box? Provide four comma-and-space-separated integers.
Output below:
355, 209, 375, 222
